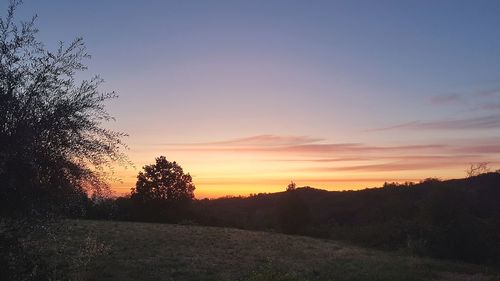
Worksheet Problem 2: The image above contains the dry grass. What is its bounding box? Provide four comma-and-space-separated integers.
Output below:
37, 220, 500, 281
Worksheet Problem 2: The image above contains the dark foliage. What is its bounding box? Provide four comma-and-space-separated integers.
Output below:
278, 189, 311, 234
0, 2, 126, 279
104, 156, 197, 222
0, 216, 58, 281
186, 173, 500, 264
131, 156, 195, 202
0, 0, 127, 217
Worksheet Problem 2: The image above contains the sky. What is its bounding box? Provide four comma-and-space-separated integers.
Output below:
8, 0, 500, 198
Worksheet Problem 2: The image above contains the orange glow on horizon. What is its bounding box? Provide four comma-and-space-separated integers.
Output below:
110, 172, 423, 199
106, 134, 499, 199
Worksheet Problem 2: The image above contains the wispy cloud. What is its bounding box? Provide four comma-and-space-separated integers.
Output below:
455, 144, 500, 154
371, 115, 500, 131
478, 103, 500, 111
311, 160, 469, 173
128, 134, 500, 195
168, 135, 447, 155
278, 154, 480, 163
186, 134, 323, 147
280, 143, 447, 154
430, 87, 500, 107
477, 88, 500, 98
141, 135, 500, 166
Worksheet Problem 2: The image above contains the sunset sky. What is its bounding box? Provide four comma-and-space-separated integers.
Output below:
12, 0, 500, 198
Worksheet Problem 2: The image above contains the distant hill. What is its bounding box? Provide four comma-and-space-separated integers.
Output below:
192, 173, 500, 263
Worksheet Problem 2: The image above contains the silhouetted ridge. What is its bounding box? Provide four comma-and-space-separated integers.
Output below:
187, 173, 500, 263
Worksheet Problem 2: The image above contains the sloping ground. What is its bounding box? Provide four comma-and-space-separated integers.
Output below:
39, 220, 499, 281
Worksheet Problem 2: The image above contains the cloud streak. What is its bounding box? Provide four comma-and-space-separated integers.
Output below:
479, 103, 500, 111
371, 115, 500, 131
276, 154, 480, 163
166, 135, 500, 158
169, 138, 448, 155
184, 134, 324, 147
123, 134, 500, 196
478, 88, 500, 98
310, 160, 468, 173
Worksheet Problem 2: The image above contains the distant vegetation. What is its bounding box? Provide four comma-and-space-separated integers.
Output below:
87, 172, 500, 265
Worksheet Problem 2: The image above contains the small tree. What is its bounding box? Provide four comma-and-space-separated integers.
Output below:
130, 156, 195, 222
466, 162, 490, 178
286, 181, 296, 191
131, 156, 195, 202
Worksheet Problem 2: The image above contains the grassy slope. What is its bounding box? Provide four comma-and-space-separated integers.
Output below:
43, 220, 499, 281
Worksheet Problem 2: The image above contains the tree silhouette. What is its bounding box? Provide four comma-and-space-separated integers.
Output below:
286, 181, 297, 191
131, 156, 195, 203
0, 1, 127, 215
465, 162, 490, 178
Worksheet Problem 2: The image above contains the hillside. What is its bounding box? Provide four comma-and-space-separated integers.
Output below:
187, 173, 500, 263
197, 173, 500, 226
35, 220, 499, 281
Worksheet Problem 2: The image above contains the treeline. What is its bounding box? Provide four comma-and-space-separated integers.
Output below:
86, 172, 500, 264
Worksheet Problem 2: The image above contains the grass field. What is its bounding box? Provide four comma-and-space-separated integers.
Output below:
35, 220, 500, 281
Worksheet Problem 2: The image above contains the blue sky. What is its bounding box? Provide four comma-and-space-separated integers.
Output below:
7, 0, 500, 197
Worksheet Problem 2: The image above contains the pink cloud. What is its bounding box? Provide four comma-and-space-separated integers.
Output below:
480, 103, 500, 111
163, 135, 499, 175
193, 134, 324, 147
169, 137, 447, 155
309, 160, 470, 173
279, 154, 479, 163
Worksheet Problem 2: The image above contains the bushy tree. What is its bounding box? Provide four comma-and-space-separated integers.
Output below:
131, 156, 195, 202
0, 1, 127, 216
128, 156, 195, 222
286, 181, 296, 191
